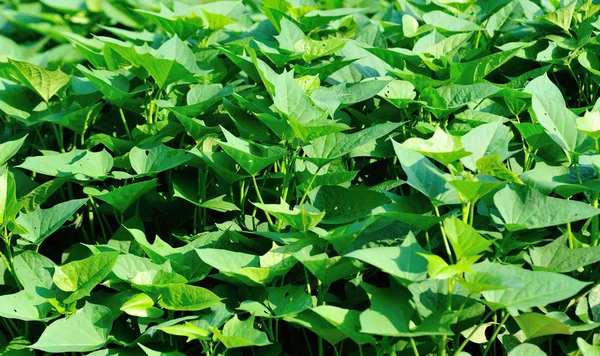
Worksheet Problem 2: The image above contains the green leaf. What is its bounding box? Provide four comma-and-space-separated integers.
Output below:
83, 179, 158, 213
525, 74, 586, 157
135, 3, 204, 39
519, 162, 589, 198
358, 282, 434, 337
508, 344, 547, 356
538, 1, 575, 33
4, 59, 71, 102
0, 290, 52, 321
421, 254, 478, 279
514, 312, 570, 339
157, 284, 222, 311
393, 140, 460, 205
100, 35, 206, 88
292, 244, 363, 285
579, 51, 600, 77
476, 154, 523, 184
238, 284, 314, 318
451, 46, 523, 84
436, 83, 502, 110
217, 126, 285, 176
313, 186, 390, 225
0, 168, 21, 227
465, 261, 590, 311
577, 111, 600, 139
157, 322, 209, 342
16, 198, 88, 245
161, 84, 232, 117
448, 179, 505, 203
0, 135, 27, 166
423, 11, 482, 32
253, 201, 324, 232
31, 302, 112, 353
77, 66, 149, 106
120, 293, 163, 319
529, 234, 600, 272
345, 232, 429, 285
493, 185, 600, 231
302, 122, 400, 167
294, 37, 347, 62
443, 217, 491, 260
53, 251, 119, 304
402, 128, 471, 165
271, 70, 346, 141
577, 338, 600, 356
212, 315, 272, 348
19, 177, 68, 213
275, 17, 304, 52
284, 310, 348, 345
460, 121, 510, 171
16, 149, 113, 180
129, 144, 191, 175
14, 250, 55, 291
312, 305, 376, 345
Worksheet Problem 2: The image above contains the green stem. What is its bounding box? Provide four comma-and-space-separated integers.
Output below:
593, 197, 599, 246
1, 318, 15, 339
0, 249, 12, 274
299, 167, 320, 206
252, 175, 274, 226
568, 222, 574, 249
119, 108, 133, 141
462, 202, 470, 224
454, 310, 496, 355
51, 124, 64, 153
434, 205, 454, 264
482, 312, 510, 356
469, 201, 476, 226
410, 338, 420, 356
318, 336, 324, 356
89, 197, 109, 243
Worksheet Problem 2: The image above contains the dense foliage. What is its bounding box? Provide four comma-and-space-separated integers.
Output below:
1, 0, 600, 355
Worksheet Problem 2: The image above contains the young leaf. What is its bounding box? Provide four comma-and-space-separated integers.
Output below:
402, 128, 471, 165
443, 217, 491, 260
53, 251, 119, 304
5, 59, 71, 102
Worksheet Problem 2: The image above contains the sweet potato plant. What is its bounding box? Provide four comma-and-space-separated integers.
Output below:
0, 0, 600, 355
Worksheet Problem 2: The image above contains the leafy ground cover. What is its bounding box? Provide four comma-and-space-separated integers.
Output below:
0, 0, 600, 355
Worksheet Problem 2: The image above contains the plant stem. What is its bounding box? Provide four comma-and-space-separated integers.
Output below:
119, 108, 133, 141
410, 338, 420, 356
252, 174, 274, 226
434, 205, 454, 264
299, 167, 320, 206
593, 197, 599, 246
482, 312, 510, 356
568, 222, 574, 249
